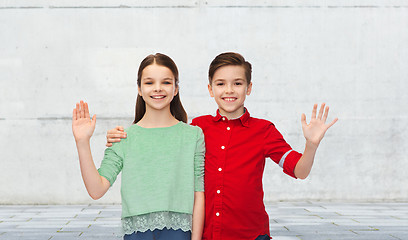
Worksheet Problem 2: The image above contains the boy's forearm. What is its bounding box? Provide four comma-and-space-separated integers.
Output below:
294, 141, 318, 179
191, 191, 205, 240
75, 140, 109, 199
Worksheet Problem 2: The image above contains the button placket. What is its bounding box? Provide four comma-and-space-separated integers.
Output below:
213, 118, 232, 238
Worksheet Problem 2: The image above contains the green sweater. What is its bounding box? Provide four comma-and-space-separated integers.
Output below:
98, 122, 205, 218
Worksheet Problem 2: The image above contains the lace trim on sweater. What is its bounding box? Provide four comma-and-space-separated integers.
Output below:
122, 211, 192, 235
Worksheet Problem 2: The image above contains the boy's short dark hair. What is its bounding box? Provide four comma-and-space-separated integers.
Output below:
208, 52, 252, 85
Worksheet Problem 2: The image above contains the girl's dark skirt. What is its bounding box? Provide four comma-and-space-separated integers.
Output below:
124, 228, 191, 240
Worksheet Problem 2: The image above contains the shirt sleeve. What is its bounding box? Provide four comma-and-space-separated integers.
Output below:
98, 142, 124, 186
263, 123, 302, 178
194, 127, 205, 192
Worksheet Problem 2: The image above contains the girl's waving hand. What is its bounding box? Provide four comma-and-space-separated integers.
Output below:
72, 100, 96, 143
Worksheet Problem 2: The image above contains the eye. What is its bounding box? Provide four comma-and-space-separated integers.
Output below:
144, 81, 153, 85
163, 81, 172, 85
235, 82, 243, 85
216, 82, 224, 86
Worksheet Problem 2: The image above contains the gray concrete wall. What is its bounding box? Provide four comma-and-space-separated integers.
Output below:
1, 0, 407, 204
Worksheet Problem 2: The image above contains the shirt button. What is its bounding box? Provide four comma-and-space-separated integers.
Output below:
218, 168, 222, 172
217, 190, 221, 194
216, 212, 220, 216
222, 117, 226, 121
227, 127, 230, 130
221, 146, 225, 149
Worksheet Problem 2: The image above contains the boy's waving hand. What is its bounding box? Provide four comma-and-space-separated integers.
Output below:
301, 103, 338, 148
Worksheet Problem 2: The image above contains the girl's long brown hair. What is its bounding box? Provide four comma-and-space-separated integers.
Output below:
133, 53, 187, 124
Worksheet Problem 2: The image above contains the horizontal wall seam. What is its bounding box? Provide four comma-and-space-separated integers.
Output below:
1, 5, 408, 10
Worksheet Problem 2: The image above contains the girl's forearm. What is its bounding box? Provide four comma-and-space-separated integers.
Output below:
75, 140, 110, 200
294, 141, 318, 179
191, 191, 205, 240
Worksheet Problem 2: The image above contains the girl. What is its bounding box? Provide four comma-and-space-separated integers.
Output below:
72, 53, 205, 240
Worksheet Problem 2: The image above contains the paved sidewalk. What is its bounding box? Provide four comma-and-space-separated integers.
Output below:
0, 202, 407, 240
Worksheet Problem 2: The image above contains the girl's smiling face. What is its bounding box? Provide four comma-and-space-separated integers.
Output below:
138, 63, 178, 112
208, 65, 252, 119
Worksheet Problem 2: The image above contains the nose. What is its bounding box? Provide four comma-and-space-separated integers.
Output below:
225, 83, 234, 94
153, 82, 162, 92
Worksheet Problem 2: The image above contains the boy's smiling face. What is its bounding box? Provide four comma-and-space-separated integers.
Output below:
208, 65, 252, 119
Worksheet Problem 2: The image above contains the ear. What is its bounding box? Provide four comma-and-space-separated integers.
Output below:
174, 85, 179, 96
208, 84, 214, 97
246, 82, 252, 96
138, 86, 142, 96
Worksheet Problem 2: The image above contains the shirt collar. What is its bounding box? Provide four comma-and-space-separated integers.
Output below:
212, 108, 250, 127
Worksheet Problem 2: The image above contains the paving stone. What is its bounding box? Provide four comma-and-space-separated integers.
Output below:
0, 202, 407, 239
272, 236, 301, 240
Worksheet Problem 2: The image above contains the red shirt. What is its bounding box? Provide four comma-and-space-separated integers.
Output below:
191, 109, 302, 240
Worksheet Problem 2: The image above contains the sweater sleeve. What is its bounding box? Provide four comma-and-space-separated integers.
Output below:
98, 142, 124, 186
194, 127, 205, 192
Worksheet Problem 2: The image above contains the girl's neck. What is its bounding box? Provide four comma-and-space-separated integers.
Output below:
137, 107, 179, 128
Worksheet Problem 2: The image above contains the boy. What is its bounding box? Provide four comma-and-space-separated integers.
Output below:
106, 52, 337, 239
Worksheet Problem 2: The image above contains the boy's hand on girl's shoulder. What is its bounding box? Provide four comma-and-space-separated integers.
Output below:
301, 103, 338, 148
106, 126, 127, 147
72, 100, 96, 143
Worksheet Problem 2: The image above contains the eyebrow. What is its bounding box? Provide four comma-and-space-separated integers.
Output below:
214, 78, 245, 82
142, 77, 174, 81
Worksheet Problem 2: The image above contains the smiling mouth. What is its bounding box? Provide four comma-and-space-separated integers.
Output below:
151, 95, 166, 99
222, 97, 237, 102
